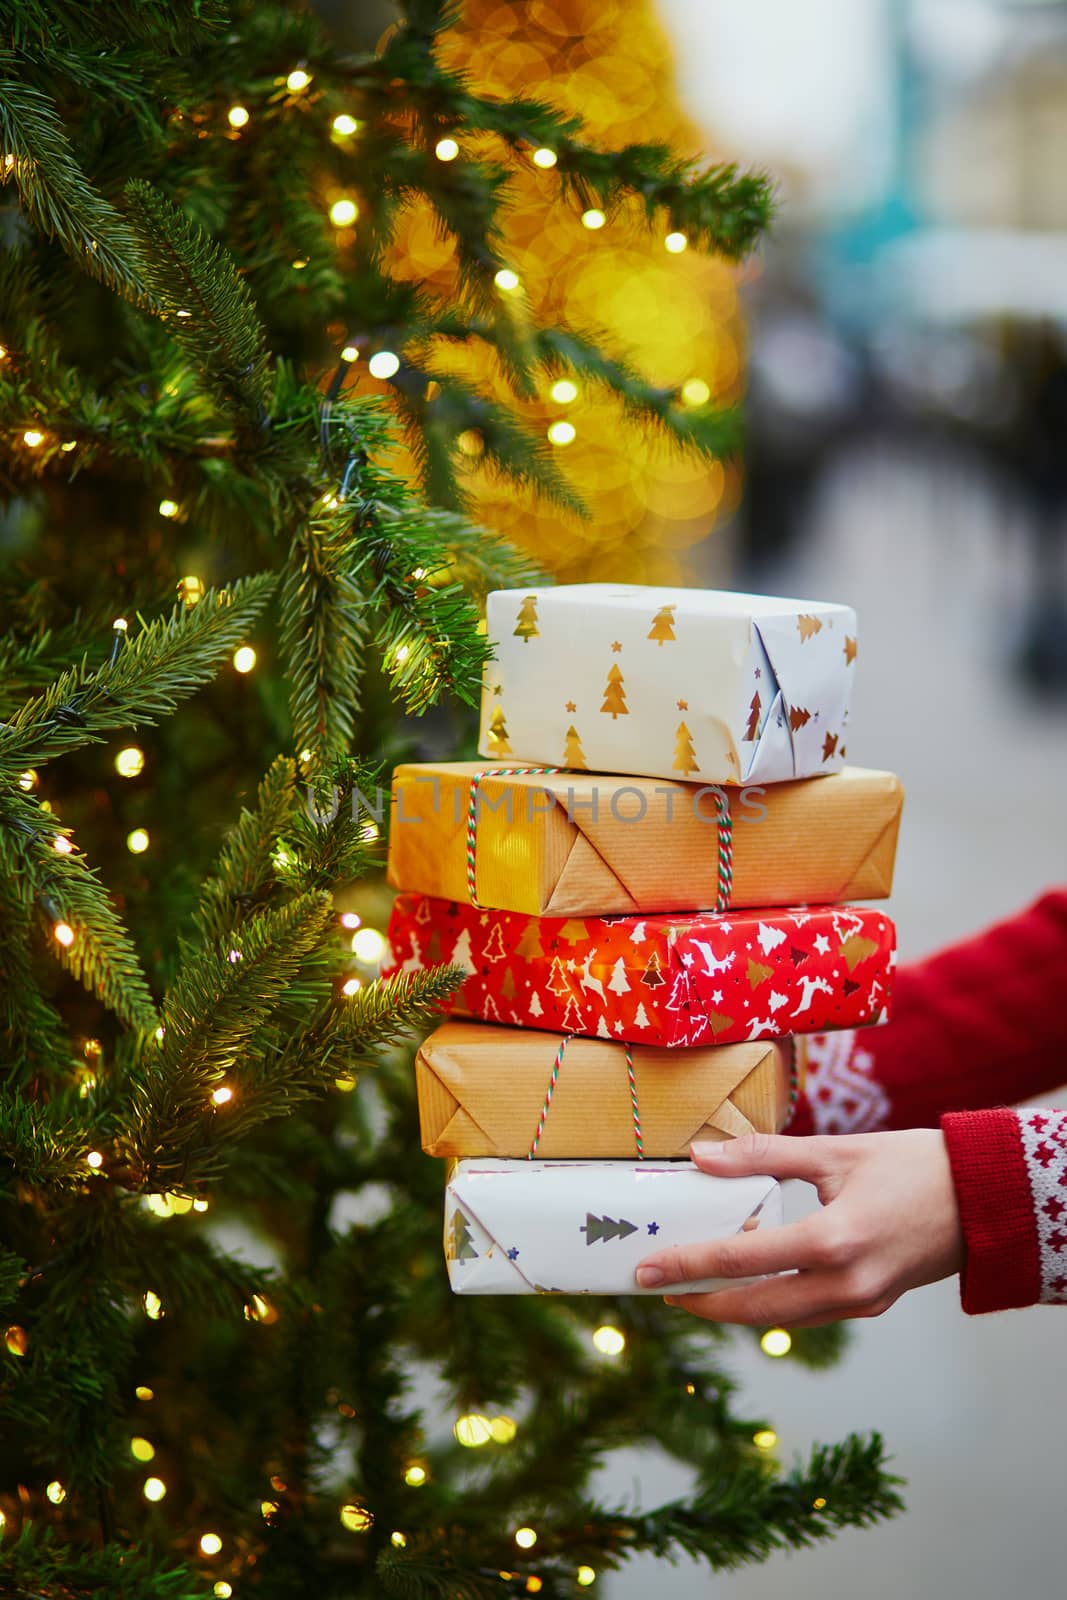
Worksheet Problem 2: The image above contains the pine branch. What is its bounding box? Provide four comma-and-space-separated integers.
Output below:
535, 326, 743, 461
0, 62, 148, 301
403, 371, 588, 518
280, 502, 368, 776
0, 850, 69, 1080
0, 1243, 27, 1310
0, 575, 277, 777
196, 756, 299, 944
285, 760, 384, 886
126, 894, 333, 1184
124, 179, 272, 421
0, 791, 158, 1031
0, 1088, 96, 1190
276, 966, 463, 1078
0, 1525, 202, 1600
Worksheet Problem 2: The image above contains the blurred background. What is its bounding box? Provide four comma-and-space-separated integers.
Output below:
606, 1, 1067, 1596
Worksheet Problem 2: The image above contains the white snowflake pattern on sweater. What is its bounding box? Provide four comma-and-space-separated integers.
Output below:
802, 1030, 891, 1136
1016, 1109, 1067, 1304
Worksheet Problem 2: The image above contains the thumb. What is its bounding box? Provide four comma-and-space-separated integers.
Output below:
691, 1131, 843, 1184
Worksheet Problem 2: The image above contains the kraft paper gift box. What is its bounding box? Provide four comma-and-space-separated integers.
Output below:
416, 1022, 793, 1158
478, 584, 858, 785
387, 761, 903, 916
385, 893, 895, 1048
445, 1159, 783, 1295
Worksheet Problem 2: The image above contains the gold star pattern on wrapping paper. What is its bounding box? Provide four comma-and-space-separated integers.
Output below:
493, 683, 503, 696
844, 636, 858, 665
797, 614, 823, 642
677, 698, 688, 710
610, 640, 622, 652
565, 701, 576, 712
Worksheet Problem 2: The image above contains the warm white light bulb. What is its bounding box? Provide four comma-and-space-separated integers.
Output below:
547, 420, 576, 446
664, 231, 688, 253
532, 147, 557, 168
333, 114, 359, 136
760, 1328, 792, 1358
329, 197, 358, 227
368, 351, 400, 380
592, 1324, 625, 1355
233, 645, 257, 673
126, 828, 150, 855
435, 137, 459, 161
581, 209, 606, 230
494, 268, 520, 292
227, 105, 250, 129
550, 379, 578, 405
351, 927, 385, 964
286, 68, 312, 92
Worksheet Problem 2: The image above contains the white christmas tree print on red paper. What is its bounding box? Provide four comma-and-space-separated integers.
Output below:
483, 923, 508, 962
450, 926, 476, 975
607, 957, 631, 995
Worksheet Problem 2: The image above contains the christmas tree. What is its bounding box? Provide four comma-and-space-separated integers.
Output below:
673, 719, 699, 775
600, 664, 628, 719
0, 2, 901, 1595
485, 704, 512, 755
513, 596, 540, 642
562, 723, 587, 768
647, 604, 677, 645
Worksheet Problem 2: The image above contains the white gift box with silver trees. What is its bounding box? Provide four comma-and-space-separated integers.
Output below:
478, 585, 857, 786
445, 1158, 782, 1295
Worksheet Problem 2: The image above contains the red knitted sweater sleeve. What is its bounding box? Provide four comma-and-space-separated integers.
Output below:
789, 889, 1067, 1313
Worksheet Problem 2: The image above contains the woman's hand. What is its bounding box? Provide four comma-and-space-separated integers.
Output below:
634, 1129, 965, 1326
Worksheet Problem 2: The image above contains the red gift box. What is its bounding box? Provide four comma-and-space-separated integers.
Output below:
384, 895, 895, 1048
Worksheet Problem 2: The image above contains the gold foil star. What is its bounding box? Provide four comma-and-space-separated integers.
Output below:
610, 640, 622, 652
565, 700, 576, 712
677, 698, 688, 710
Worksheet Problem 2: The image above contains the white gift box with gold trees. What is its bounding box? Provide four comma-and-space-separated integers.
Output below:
445, 1158, 783, 1295
478, 584, 858, 786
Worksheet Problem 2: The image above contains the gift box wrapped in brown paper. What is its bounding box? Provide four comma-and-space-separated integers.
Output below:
415, 1021, 794, 1159
387, 761, 903, 916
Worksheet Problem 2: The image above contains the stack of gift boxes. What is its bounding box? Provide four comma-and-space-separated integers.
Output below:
384, 585, 902, 1297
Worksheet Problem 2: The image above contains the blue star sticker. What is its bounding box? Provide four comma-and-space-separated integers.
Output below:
647, 1222, 659, 1236
507, 1247, 520, 1260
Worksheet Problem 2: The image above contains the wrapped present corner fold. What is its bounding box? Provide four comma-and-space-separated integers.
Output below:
445, 1159, 783, 1295
477, 584, 858, 785
417, 1022, 793, 1158
386, 895, 895, 1048
388, 762, 903, 915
